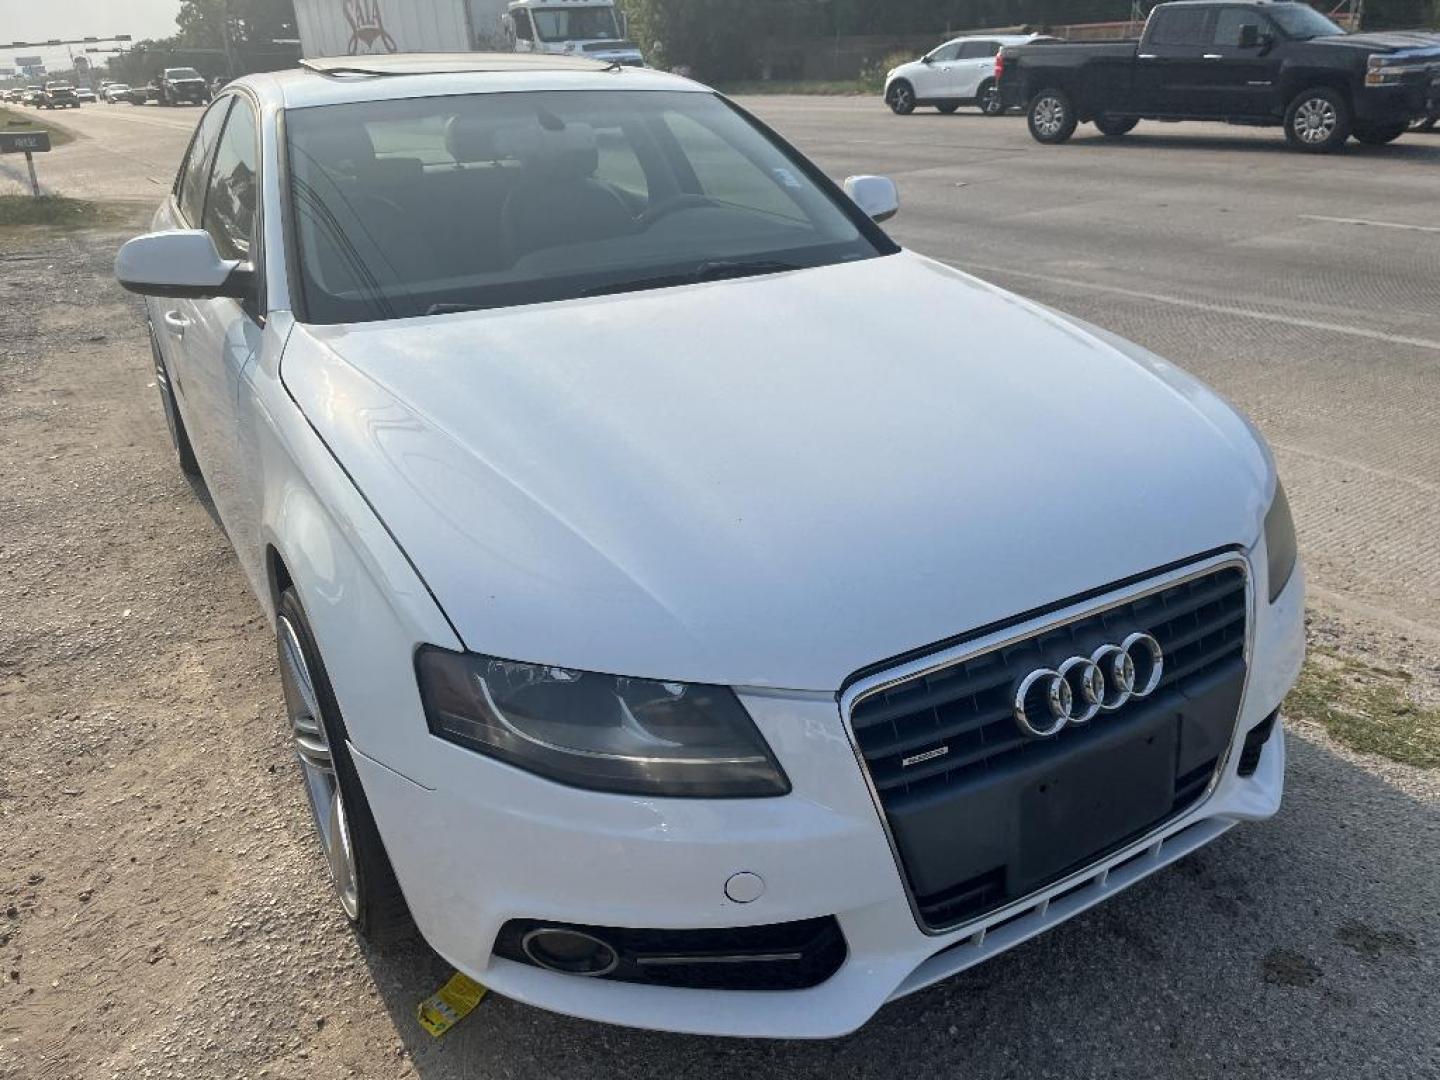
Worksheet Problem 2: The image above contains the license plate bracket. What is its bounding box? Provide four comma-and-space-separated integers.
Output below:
1015, 719, 1177, 893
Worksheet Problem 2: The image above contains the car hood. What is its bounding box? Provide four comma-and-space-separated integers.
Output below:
1312, 31, 1440, 55
283, 253, 1271, 691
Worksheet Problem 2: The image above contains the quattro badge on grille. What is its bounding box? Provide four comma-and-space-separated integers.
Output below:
1013, 632, 1164, 739
900, 745, 950, 769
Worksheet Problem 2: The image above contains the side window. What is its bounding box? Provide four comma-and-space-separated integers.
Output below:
662, 112, 805, 223
204, 99, 259, 262
929, 43, 961, 62
177, 98, 234, 226
958, 41, 996, 60
512, 10, 533, 41
1212, 8, 1260, 46
1149, 8, 1211, 46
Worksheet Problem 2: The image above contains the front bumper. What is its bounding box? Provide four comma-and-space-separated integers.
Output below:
352, 556, 1304, 1038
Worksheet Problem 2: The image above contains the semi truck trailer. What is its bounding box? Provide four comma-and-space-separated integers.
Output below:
294, 0, 642, 65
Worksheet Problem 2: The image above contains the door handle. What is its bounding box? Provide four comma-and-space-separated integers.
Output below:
1138, 53, 1157, 59
1203, 53, 1224, 59
162, 310, 191, 337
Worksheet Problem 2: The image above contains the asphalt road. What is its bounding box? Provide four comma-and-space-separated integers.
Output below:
2, 97, 1437, 1080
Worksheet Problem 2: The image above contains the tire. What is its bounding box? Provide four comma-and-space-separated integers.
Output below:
886, 80, 916, 116
1284, 87, 1352, 153
276, 588, 413, 943
1353, 122, 1407, 146
936, 101, 960, 114
1095, 115, 1139, 137
1028, 88, 1077, 144
977, 79, 1005, 116
149, 326, 201, 479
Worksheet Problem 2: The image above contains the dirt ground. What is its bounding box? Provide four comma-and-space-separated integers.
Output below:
2, 105, 1439, 1079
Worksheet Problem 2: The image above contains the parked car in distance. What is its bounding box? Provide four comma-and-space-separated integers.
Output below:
40, 83, 81, 109
114, 52, 1302, 1039
23, 86, 45, 105
101, 83, 132, 103
999, 0, 1440, 152
76, 87, 97, 103
156, 66, 211, 106
886, 33, 1049, 115
2, 87, 26, 103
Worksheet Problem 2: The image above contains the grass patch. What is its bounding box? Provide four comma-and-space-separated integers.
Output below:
719, 80, 874, 97
1285, 648, 1440, 769
0, 105, 75, 147
0, 195, 140, 230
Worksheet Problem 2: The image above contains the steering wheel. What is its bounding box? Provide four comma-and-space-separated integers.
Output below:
640, 193, 721, 228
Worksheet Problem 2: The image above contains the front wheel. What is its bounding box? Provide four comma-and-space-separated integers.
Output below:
886, 80, 916, 116
1353, 122, 1407, 146
276, 589, 413, 942
1028, 88, 1077, 144
978, 79, 1005, 116
1095, 115, 1139, 137
1284, 87, 1352, 153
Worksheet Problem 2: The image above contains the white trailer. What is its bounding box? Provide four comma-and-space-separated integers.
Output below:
293, 0, 512, 58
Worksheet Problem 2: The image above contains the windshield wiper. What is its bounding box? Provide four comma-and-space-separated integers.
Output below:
581, 259, 801, 299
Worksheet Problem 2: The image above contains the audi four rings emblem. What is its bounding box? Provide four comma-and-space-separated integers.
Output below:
1012, 632, 1165, 738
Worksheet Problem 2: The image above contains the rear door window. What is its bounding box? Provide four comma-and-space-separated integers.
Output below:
1148, 7, 1212, 46
958, 41, 998, 59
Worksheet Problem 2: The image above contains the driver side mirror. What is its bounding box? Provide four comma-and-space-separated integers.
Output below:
844, 175, 899, 224
114, 229, 254, 300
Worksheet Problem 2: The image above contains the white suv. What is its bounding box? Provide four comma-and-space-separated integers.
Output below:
885, 33, 1048, 115
114, 53, 1303, 1038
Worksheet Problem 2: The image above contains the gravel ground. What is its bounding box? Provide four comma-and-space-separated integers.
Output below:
1, 101, 1438, 1079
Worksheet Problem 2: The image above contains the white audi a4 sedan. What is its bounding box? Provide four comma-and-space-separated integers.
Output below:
116, 54, 1304, 1038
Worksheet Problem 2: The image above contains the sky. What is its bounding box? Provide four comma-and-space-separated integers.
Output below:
0, 0, 181, 74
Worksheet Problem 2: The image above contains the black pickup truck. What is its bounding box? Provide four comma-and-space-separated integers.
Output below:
997, 0, 1440, 152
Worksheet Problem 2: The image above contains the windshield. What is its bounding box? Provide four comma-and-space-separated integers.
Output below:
286, 90, 887, 325
531, 7, 620, 42
1268, 4, 1345, 39
167, 68, 202, 79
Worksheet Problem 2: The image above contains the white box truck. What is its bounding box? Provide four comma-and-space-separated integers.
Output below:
294, 0, 642, 64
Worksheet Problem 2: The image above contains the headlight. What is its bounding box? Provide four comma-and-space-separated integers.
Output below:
415, 648, 790, 798
1264, 480, 1298, 603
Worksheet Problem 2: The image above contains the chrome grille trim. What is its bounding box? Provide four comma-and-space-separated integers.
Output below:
839, 551, 1255, 936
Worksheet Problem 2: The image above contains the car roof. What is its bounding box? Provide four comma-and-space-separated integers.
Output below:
238, 53, 704, 110
937, 33, 1047, 47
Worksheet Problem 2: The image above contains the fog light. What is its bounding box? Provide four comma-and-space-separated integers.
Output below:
520, 927, 619, 976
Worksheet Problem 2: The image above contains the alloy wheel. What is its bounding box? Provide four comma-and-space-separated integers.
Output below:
278, 615, 360, 920
1294, 97, 1337, 145
1033, 96, 1066, 138
891, 85, 913, 113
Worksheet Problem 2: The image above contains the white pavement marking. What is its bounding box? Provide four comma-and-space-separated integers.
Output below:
966, 263, 1440, 353
1300, 214, 1440, 235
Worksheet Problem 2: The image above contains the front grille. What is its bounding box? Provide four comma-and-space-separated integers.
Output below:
849, 562, 1249, 930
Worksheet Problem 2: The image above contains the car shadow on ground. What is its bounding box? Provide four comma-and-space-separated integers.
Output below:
1070, 128, 1440, 160
355, 732, 1437, 1079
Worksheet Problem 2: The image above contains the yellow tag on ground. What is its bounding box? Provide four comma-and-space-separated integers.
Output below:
417, 972, 488, 1037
